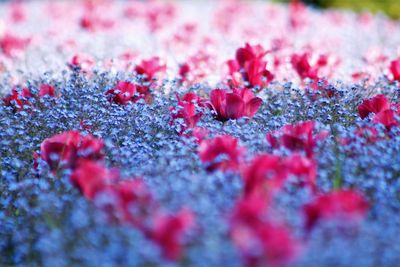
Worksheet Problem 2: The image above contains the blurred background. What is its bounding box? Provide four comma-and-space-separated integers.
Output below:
278, 0, 400, 19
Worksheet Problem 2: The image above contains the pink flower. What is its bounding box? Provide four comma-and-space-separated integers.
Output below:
198, 135, 245, 172
109, 179, 158, 228
242, 154, 287, 197
79, 14, 114, 32
358, 94, 390, 119
40, 131, 104, 170
230, 194, 300, 267
3, 86, 32, 111
69, 53, 95, 72
148, 208, 195, 261
389, 57, 400, 81
135, 57, 166, 82
372, 109, 398, 130
242, 59, 274, 89
303, 189, 369, 231
289, 0, 308, 30
227, 44, 274, 88
39, 84, 56, 98
209, 88, 262, 121
105, 81, 137, 105
70, 160, 117, 200
267, 121, 328, 158
284, 154, 317, 192
170, 92, 204, 134
134, 57, 166, 102
243, 153, 317, 197
291, 52, 320, 80
0, 33, 30, 57
178, 63, 190, 82
236, 43, 268, 68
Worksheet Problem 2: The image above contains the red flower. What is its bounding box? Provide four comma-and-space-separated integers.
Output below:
358, 94, 390, 119
372, 109, 398, 130
3, 86, 32, 111
39, 84, 56, 98
243, 59, 274, 88
303, 189, 369, 231
242, 154, 287, 197
148, 208, 195, 261
70, 160, 117, 200
106, 81, 137, 105
40, 131, 104, 170
267, 121, 328, 158
170, 92, 204, 134
0, 33, 30, 57
284, 154, 317, 192
227, 44, 274, 89
198, 135, 245, 172
209, 88, 262, 121
230, 195, 300, 267
236, 43, 268, 68
389, 58, 400, 81
178, 63, 190, 82
109, 179, 158, 228
291, 52, 320, 80
70, 53, 95, 71
135, 57, 166, 82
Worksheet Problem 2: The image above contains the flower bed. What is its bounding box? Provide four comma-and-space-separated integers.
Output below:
1, 1, 400, 266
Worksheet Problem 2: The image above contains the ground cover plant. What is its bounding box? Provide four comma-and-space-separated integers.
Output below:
1, 0, 400, 266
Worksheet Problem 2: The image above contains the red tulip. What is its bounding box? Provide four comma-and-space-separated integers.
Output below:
230, 194, 300, 267
243, 59, 274, 88
39, 84, 56, 98
209, 88, 262, 121
106, 81, 137, 105
40, 131, 104, 170
3, 86, 32, 111
198, 135, 245, 172
70, 160, 117, 200
148, 208, 195, 261
109, 179, 158, 228
303, 189, 369, 231
389, 58, 400, 81
358, 94, 390, 119
242, 154, 287, 197
267, 121, 328, 158
135, 57, 166, 82
227, 44, 274, 89
372, 109, 398, 130
236, 43, 268, 68
170, 92, 204, 134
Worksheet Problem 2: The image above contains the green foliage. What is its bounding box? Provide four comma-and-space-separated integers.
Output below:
279, 0, 400, 19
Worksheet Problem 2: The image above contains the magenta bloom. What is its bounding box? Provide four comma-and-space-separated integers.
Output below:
230, 194, 300, 267
358, 94, 390, 119
148, 208, 195, 261
170, 92, 204, 134
303, 189, 369, 231
39, 84, 56, 98
40, 131, 104, 170
106, 81, 137, 105
389, 58, 400, 81
3, 86, 33, 111
198, 135, 245, 172
70, 160, 117, 200
267, 120, 328, 158
209, 88, 262, 121
135, 57, 166, 82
